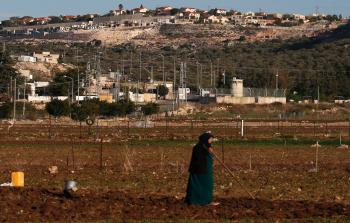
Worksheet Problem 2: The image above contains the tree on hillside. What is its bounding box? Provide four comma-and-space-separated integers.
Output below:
48, 68, 85, 97
170, 8, 180, 16
0, 51, 22, 96
216, 71, 232, 89
45, 99, 70, 118
99, 100, 135, 117
0, 102, 38, 120
70, 102, 98, 138
71, 104, 88, 122
48, 16, 62, 24
141, 103, 159, 116
0, 102, 12, 119
156, 85, 169, 99
80, 99, 100, 119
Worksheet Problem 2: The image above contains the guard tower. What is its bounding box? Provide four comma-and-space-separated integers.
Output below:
231, 77, 244, 97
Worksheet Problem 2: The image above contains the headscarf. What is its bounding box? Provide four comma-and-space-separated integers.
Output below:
188, 132, 215, 174
198, 132, 214, 148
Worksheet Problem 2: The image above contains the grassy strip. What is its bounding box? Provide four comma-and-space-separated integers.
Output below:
127, 138, 347, 147
0, 138, 347, 149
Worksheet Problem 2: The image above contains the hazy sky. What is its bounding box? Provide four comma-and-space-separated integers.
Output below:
0, 0, 348, 20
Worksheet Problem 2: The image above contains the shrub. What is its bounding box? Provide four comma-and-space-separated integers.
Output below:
141, 103, 159, 116
46, 99, 70, 118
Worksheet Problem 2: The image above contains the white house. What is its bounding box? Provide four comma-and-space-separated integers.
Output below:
33, 52, 60, 64
181, 12, 201, 20
180, 7, 197, 13
292, 13, 306, 21
178, 88, 190, 100
215, 9, 227, 15
111, 9, 126, 16
231, 14, 246, 25
206, 15, 220, 23
132, 6, 149, 14
245, 12, 255, 16
18, 55, 37, 63
128, 91, 145, 103
245, 16, 265, 25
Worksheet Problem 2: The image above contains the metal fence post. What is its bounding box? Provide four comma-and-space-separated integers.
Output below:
127, 120, 130, 138
165, 116, 168, 139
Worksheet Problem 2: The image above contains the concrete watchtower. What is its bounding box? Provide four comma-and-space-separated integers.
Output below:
231, 77, 244, 97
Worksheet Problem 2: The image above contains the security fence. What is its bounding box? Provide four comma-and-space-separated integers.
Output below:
1, 118, 349, 142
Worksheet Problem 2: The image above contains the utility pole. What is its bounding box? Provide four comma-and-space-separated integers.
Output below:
223, 71, 226, 86
130, 52, 133, 76
1, 42, 6, 63
76, 48, 80, 104
196, 62, 200, 93
10, 76, 13, 102
151, 66, 154, 83
2, 42, 5, 54
86, 61, 91, 95
116, 70, 120, 102
161, 54, 165, 84
96, 52, 102, 95
136, 52, 142, 104
215, 59, 219, 89
315, 5, 320, 16
316, 74, 320, 121
184, 62, 187, 104
200, 64, 203, 89
23, 78, 27, 118
64, 76, 74, 104
275, 70, 279, 98
173, 57, 176, 111
180, 62, 184, 104
13, 79, 16, 121
275, 70, 279, 90
122, 57, 125, 76
210, 62, 213, 88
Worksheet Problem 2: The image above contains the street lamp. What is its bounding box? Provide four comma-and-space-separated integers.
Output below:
160, 54, 165, 84
13, 78, 16, 121
223, 71, 226, 86
64, 76, 74, 103
22, 76, 28, 118
275, 71, 279, 98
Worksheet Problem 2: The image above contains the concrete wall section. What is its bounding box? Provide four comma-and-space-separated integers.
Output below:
216, 96, 255, 104
144, 93, 157, 102
257, 97, 286, 104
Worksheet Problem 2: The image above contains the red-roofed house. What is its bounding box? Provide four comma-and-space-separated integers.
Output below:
34, 17, 50, 25
132, 6, 149, 14
63, 15, 77, 21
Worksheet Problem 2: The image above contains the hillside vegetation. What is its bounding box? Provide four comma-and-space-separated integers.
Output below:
2, 22, 350, 100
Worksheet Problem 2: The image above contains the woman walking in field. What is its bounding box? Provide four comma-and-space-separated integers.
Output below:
185, 132, 219, 206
